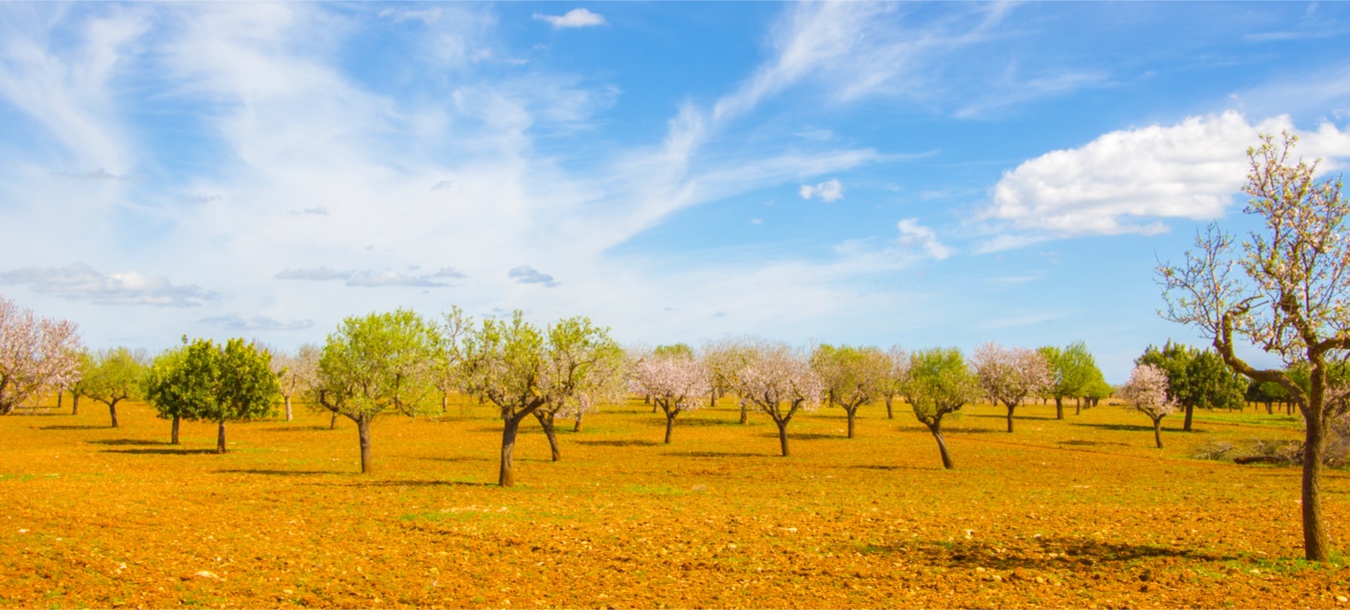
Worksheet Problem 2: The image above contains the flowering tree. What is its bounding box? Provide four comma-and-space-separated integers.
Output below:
882, 344, 909, 419
973, 343, 1052, 433
84, 347, 148, 428
902, 348, 979, 469
811, 344, 890, 438
271, 344, 319, 422
1118, 364, 1176, 449
0, 296, 82, 415
314, 309, 441, 473
635, 353, 711, 444
702, 338, 755, 420
432, 307, 470, 414
1158, 132, 1350, 561
737, 342, 824, 457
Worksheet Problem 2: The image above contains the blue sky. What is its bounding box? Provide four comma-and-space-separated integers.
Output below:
2, 2, 1350, 381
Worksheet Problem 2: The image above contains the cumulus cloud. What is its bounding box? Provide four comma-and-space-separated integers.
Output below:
0, 263, 216, 307
799, 178, 844, 202
201, 313, 313, 332
981, 111, 1350, 250
896, 219, 952, 260
533, 8, 606, 29
508, 265, 559, 287
274, 267, 465, 287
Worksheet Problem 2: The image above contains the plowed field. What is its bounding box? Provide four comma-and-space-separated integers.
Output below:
2, 396, 1347, 608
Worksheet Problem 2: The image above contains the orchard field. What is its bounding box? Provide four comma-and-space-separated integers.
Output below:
2, 395, 1348, 608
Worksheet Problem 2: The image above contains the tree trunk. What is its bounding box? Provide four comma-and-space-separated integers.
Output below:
846, 406, 857, 439
1266, 401, 1273, 415
1183, 402, 1194, 432
664, 408, 677, 444
284, 395, 293, 422
57, 392, 63, 410
710, 390, 718, 409
216, 421, 227, 454
739, 399, 748, 424
1152, 416, 1164, 449
776, 420, 790, 457
330, 410, 339, 430
72, 394, 79, 416
885, 395, 894, 419
109, 402, 119, 428
1005, 403, 1016, 433
357, 415, 373, 474
171, 415, 180, 445
441, 392, 449, 414
1056, 396, 1065, 419
499, 417, 521, 487
928, 423, 953, 469
1301, 386, 1330, 562
573, 410, 584, 432
534, 411, 561, 462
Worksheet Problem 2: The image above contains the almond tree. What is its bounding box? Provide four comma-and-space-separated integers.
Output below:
530, 316, 622, 461
433, 307, 470, 414
1037, 341, 1098, 418
314, 309, 441, 473
902, 347, 979, 469
702, 338, 755, 419
1118, 364, 1176, 449
66, 350, 92, 415
271, 344, 319, 422
737, 342, 824, 457
460, 310, 546, 486
973, 342, 1052, 433
635, 352, 711, 444
882, 344, 909, 419
84, 347, 148, 428
811, 344, 891, 438
0, 296, 82, 415
1158, 132, 1349, 561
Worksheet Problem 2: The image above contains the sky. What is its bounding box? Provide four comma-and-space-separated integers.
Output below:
2, 1, 1350, 382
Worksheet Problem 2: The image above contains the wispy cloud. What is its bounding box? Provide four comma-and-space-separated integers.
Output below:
275, 267, 465, 287
201, 313, 313, 332
799, 178, 844, 202
508, 265, 559, 287
0, 263, 217, 307
896, 219, 952, 261
533, 8, 606, 30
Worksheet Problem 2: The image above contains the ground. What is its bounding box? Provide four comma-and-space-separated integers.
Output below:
1, 395, 1346, 608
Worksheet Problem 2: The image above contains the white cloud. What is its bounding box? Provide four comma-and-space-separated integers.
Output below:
378, 7, 442, 25
533, 8, 606, 30
201, 313, 313, 332
799, 178, 844, 202
0, 263, 217, 307
981, 111, 1350, 249
896, 219, 952, 261
274, 267, 462, 287
508, 266, 559, 287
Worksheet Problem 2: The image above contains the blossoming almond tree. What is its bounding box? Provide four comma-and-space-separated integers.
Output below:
271, 344, 318, 422
0, 296, 82, 415
737, 342, 824, 457
973, 343, 1053, 433
635, 353, 711, 444
1118, 364, 1177, 449
811, 344, 891, 438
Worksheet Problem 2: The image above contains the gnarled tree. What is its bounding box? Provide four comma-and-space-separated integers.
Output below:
84, 347, 147, 428
902, 347, 979, 469
635, 352, 711, 444
1158, 132, 1350, 562
737, 341, 823, 457
811, 344, 890, 438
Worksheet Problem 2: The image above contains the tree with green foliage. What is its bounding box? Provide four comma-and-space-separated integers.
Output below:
143, 345, 196, 444
313, 309, 441, 474
902, 348, 980, 469
141, 338, 278, 452
1159, 132, 1350, 561
702, 338, 755, 418
84, 347, 147, 428
529, 316, 623, 461
460, 310, 549, 486
67, 350, 93, 416
1247, 377, 1289, 414
1038, 341, 1099, 418
1138, 342, 1247, 430
811, 344, 891, 438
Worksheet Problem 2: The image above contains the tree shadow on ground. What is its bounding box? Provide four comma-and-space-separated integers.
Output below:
576, 439, 660, 447
1058, 439, 1130, 448
263, 425, 332, 432
938, 426, 1002, 435
8, 410, 69, 417
847, 464, 932, 472
39, 425, 108, 430
862, 536, 1239, 571
416, 455, 492, 463
100, 447, 217, 455
969, 413, 1058, 421
1071, 422, 1200, 434
756, 432, 841, 441
331, 479, 494, 488
217, 469, 340, 476
86, 439, 170, 446
638, 417, 748, 428
670, 451, 766, 459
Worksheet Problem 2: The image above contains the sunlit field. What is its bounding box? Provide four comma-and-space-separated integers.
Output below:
2, 395, 1346, 608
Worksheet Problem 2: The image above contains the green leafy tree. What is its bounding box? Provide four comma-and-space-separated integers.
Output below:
140, 338, 279, 452
143, 345, 198, 444
460, 311, 548, 486
901, 348, 980, 469
1138, 342, 1246, 429
1159, 132, 1350, 561
314, 309, 441, 474
84, 347, 147, 428
530, 317, 623, 460
1038, 341, 1098, 418
811, 344, 891, 438
1247, 377, 1289, 414
67, 350, 93, 416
